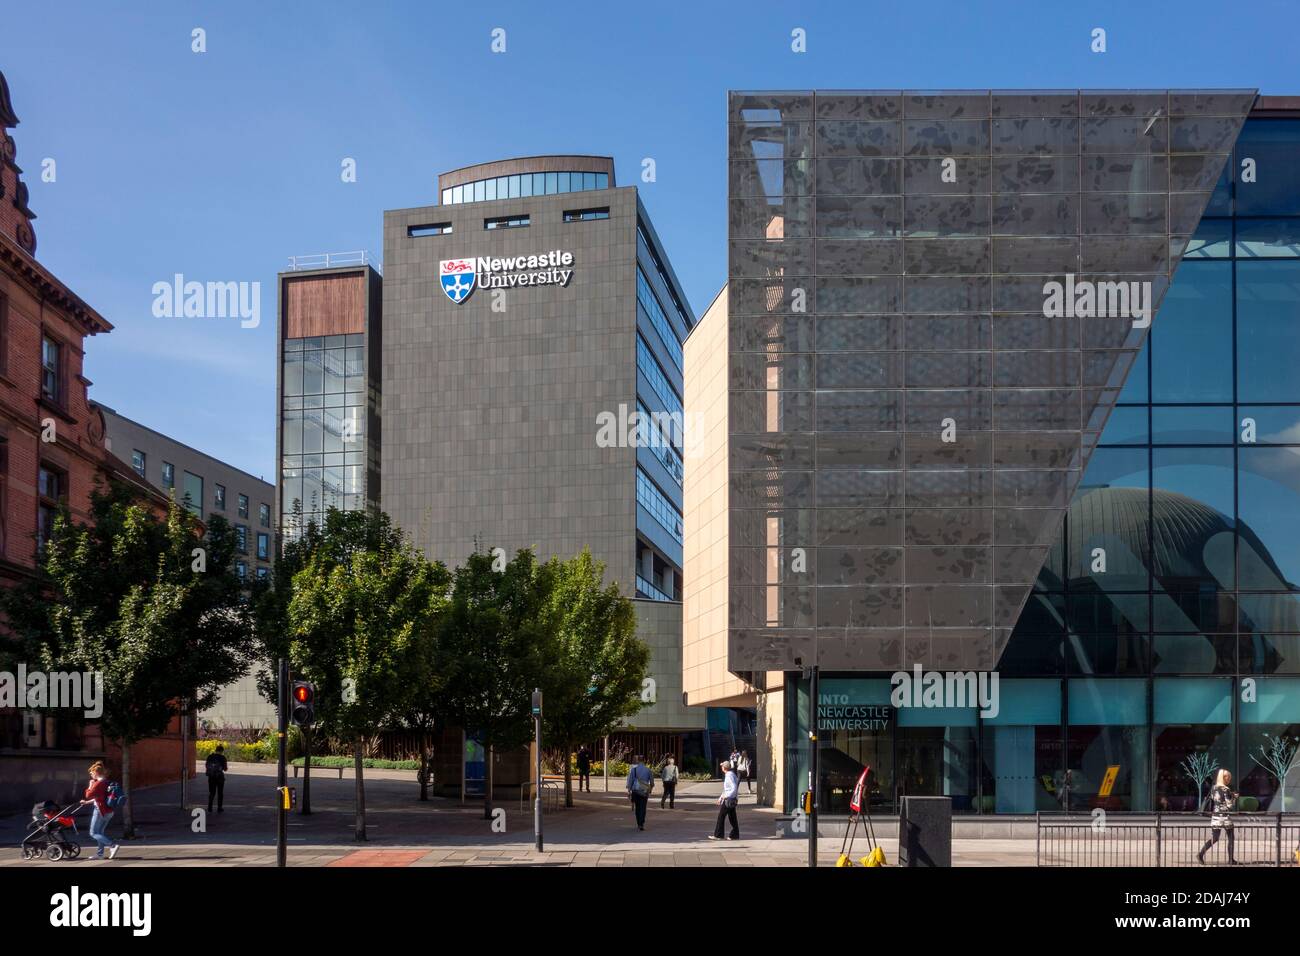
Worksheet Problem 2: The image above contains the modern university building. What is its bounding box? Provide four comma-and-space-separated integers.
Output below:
380, 156, 712, 772
684, 90, 1300, 817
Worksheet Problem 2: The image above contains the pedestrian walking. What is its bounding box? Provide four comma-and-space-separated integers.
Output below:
626, 754, 654, 831
708, 760, 740, 841
729, 748, 741, 773
738, 750, 753, 793
78, 761, 120, 860
1197, 769, 1239, 865
576, 747, 592, 793
205, 743, 228, 813
660, 754, 679, 809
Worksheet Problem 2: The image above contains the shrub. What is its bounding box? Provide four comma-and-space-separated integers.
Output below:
683, 756, 712, 776
290, 756, 419, 771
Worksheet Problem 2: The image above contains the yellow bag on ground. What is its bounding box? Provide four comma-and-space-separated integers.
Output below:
835, 853, 853, 867
860, 846, 886, 867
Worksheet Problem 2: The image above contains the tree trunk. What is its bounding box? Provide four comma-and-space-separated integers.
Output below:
301, 727, 312, 815
354, 737, 367, 841
121, 742, 135, 838
564, 742, 574, 808
419, 730, 430, 802
483, 745, 494, 820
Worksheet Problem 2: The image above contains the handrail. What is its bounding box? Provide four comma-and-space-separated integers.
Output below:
286, 250, 381, 274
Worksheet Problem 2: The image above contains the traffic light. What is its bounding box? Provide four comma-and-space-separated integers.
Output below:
290, 681, 315, 727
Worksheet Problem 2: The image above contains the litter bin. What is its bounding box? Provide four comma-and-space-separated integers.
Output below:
898, 796, 952, 867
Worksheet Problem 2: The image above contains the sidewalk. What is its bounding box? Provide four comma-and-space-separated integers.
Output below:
0, 763, 1038, 867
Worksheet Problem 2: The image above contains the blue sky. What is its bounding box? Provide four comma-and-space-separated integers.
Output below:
4, 0, 1298, 480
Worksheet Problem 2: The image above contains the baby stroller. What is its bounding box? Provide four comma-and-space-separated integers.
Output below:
21, 801, 83, 861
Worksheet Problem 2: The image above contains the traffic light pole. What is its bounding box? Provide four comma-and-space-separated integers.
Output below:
276, 657, 288, 869
808, 664, 819, 869
532, 688, 543, 853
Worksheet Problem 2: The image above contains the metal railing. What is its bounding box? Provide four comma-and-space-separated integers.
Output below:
519, 778, 564, 812
286, 250, 381, 274
1037, 812, 1300, 866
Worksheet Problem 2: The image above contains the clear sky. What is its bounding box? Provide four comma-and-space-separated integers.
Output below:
3, 0, 1298, 481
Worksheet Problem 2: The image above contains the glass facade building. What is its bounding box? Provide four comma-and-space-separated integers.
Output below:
276, 263, 383, 542
699, 90, 1300, 814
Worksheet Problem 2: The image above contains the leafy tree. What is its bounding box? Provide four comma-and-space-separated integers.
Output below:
4, 480, 251, 837
439, 548, 556, 819
287, 509, 448, 839
539, 549, 648, 807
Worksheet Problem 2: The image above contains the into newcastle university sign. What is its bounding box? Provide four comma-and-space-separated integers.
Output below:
439, 250, 575, 304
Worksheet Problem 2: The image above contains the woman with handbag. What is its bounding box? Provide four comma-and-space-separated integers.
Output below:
1197, 769, 1238, 865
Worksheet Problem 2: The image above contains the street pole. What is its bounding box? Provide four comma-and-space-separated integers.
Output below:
531, 688, 543, 852
603, 735, 609, 793
179, 695, 188, 811
276, 657, 288, 868
808, 665, 819, 869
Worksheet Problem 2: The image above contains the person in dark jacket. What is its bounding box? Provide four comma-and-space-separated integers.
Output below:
205, 744, 229, 813
576, 747, 592, 793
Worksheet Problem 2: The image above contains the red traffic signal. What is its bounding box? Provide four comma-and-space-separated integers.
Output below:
290, 680, 315, 726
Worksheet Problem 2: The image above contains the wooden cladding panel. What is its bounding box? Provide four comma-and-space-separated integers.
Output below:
283, 273, 365, 339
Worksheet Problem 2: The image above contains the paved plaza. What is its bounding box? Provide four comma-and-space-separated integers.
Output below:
1, 763, 1041, 867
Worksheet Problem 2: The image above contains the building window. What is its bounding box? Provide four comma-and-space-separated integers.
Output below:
441, 171, 608, 205
182, 471, 203, 517
256, 566, 269, 581
238, 494, 249, 518
235, 524, 248, 554
636, 267, 684, 372
236, 561, 247, 582
257, 532, 269, 560
259, 503, 271, 527
40, 336, 61, 404
484, 215, 530, 230
131, 450, 146, 478
564, 207, 610, 222
161, 462, 174, 489
408, 222, 452, 237
215, 484, 226, 510
37, 464, 65, 552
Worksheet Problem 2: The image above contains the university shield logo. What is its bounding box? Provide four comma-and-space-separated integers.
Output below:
439, 258, 476, 303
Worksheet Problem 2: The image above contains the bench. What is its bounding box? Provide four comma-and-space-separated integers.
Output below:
292, 763, 346, 779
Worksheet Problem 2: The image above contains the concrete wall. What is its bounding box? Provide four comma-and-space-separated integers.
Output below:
629, 598, 703, 732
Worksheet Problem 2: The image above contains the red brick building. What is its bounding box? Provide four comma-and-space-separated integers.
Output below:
0, 69, 192, 810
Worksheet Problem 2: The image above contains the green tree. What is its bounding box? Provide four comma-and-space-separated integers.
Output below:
287, 509, 448, 839
4, 480, 251, 837
439, 548, 556, 819
539, 549, 648, 807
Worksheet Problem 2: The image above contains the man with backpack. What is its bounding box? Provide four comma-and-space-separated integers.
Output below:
78, 761, 120, 860
205, 743, 229, 813
625, 755, 654, 831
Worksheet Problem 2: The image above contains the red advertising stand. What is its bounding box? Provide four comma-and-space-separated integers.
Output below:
836, 766, 886, 867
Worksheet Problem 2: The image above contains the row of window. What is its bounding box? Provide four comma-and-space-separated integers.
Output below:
637, 467, 683, 545
637, 222, 692, 332
130, 449, 270, 526
440, 170, 610, 206
636, 267, 683, 371
407, 207, 610, 238
636, 334, 683, 420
